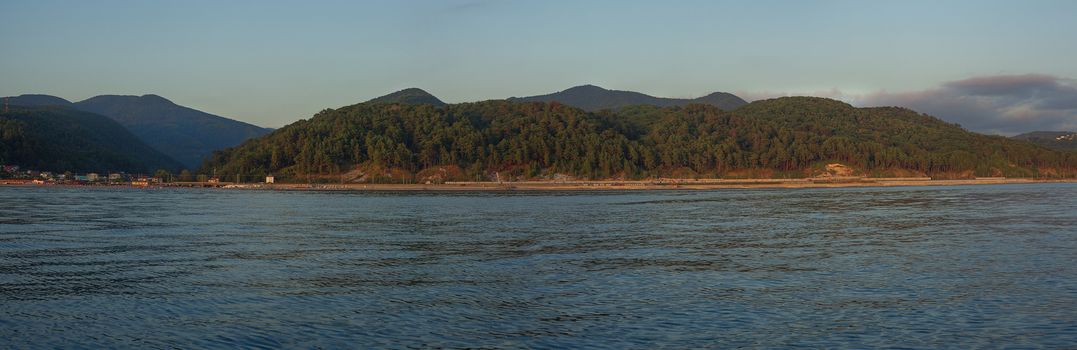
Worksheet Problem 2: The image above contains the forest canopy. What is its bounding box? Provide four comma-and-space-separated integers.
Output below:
200, 97, 1077, 182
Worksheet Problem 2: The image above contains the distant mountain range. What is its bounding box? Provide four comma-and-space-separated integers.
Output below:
0, 106, 182, 173
1012, 131, 1077, 152
360, 85, 748, 111
3, 94, 271, 168
508, 84, 748, 111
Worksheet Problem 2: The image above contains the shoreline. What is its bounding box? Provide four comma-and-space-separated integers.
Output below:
254, 178, 1077, 191
7, 177, 1074, 191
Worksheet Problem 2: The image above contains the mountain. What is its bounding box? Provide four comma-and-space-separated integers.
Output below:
365, 88, 445, 106
4, 93, 272, 169
4, 94, 74, 107
72, 95, 272, 169
1012, 131, 1077, 152
508, 84, 748, 111
0, 106, 183, 173
200, 96, 1076, 182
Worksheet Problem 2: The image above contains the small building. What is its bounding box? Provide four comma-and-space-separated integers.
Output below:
86, 173, 100, 182
109, 173, 123, 181
265, 175, 275, 184
207, 177, 220, 184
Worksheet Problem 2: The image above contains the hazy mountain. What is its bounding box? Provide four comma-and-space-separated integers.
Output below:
4, 94, 74, 107
1012, 131, 1077, 151
0, 106, 183, 173
365, 88, 446, 106
508, 84, 748, 111
73, 95, 272, 169
200, 96, 1075, 181
5, 93, 272, 169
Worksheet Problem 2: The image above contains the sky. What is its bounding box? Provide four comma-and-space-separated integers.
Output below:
2, 0, 1076, 133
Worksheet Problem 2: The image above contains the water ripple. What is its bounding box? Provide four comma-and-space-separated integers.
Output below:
1, 184, 1075, 348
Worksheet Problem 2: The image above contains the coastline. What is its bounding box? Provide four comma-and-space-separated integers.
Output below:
7, 177, 1074, 191
251, 178, 1077, 191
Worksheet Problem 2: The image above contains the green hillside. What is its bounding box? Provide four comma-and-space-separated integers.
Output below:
0, 106, 183, 173
1012, 131, 1077, 152
199, 96, 1077, 182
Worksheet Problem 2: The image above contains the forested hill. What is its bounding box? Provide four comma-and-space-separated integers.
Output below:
0, 106, 183, 173
1012, 131, 1077, 152
200, 97, 1077, 182
508, 85, 748, 111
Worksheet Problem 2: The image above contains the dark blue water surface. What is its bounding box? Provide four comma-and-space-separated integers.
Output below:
1, 184, 1076, 348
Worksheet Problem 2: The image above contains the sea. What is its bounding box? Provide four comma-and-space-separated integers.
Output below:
1, 184, 1075, 348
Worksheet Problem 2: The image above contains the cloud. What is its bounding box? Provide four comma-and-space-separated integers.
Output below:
858, 74, 1077, 135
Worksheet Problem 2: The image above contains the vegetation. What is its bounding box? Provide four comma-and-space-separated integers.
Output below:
0, 106, 183, 173
1012, 131, 1077, 152
200, 97, 1077, 182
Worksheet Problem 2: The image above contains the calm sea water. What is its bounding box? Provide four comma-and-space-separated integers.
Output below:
1, 184, 1075, 348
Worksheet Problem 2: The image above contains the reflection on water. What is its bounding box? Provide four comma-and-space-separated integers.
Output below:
1, 185, 1076, 348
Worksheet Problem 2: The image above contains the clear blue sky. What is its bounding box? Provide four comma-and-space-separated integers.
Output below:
2, 0, 1076, 128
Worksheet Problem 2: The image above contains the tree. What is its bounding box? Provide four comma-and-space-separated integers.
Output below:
154, 169, 171, 183
197, 98, 1077, 181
